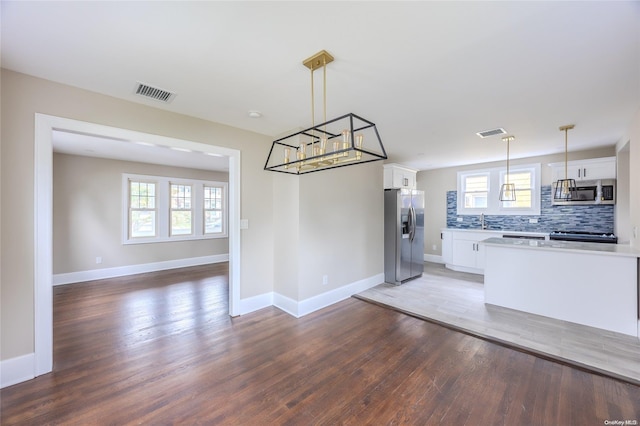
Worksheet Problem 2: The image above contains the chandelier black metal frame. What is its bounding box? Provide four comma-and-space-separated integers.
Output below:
264, 50, 387, 175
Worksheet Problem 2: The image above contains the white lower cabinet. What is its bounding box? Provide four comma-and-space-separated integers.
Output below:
442, 229, 544, 274
452, 238, 484, 270
449, 231, 495, 273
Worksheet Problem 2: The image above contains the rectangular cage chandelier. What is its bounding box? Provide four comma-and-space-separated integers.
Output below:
264, 50, 387, 175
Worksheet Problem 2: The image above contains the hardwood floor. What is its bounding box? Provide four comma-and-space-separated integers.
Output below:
2, 263, 639, 424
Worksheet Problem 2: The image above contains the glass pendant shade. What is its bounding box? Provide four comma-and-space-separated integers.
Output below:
499, 135, 516, 202
553, 178, 577, 200
553, 124, 577, 201
499, 183, 516, 201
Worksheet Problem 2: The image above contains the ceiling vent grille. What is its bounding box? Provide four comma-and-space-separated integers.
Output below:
134, 82, 176, 103
476, 127, 507, 138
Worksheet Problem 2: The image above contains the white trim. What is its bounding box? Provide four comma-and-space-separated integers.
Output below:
273, 293, 300, 317
52, 255, 228, 286
274, 273, 385, 318
1, 353, 35, 389
424, 253, 444, 264
238, 292, 274, 316
34, 114, 242, 381
444, 264, 484, 275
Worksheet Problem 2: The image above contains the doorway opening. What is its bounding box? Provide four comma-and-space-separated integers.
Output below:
34, 114, 242, 376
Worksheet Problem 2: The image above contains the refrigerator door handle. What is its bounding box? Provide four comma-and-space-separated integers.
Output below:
409, 206, 416, 241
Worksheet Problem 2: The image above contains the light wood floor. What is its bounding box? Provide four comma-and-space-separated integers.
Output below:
2, 263, 639, 424
356, 262, 640, 386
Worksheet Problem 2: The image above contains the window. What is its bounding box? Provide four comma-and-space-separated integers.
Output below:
129, 180, 157, 238
170, 183, 193, 236
123, 174, 227, 244
204, 186, 223, 234
457, 163, 540, 216
500, 169, 534, 210
462, 173, 489, 209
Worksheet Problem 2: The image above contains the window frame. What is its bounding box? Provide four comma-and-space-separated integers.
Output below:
122, 173, 228, 244
128, 179, 158, 240
169, 182, 194, 237
203, 185, 225, 236
457, 163, 540, 216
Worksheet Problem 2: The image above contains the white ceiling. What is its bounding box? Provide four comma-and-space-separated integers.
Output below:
2, 1, 639, 171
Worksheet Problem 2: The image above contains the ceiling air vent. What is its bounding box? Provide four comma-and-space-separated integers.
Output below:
476, 127, 507, 138
134, 82, 176, 103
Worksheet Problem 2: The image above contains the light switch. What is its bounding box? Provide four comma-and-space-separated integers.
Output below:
240, 219, 249, 229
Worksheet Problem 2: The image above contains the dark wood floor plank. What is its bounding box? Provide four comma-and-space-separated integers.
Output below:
2, 263, 639, 425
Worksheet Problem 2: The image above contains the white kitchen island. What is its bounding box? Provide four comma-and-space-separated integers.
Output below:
483, 237, 640, 337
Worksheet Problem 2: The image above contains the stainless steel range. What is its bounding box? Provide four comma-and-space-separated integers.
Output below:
549, 231, 618, 244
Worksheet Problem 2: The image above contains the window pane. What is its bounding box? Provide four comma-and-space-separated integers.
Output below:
130, 181, 155, 209
171, 211, 192, 235
503, 171, 532, 208
171, 184, 192, 209
465, 175, 488, 192
205, 211, 222, 234
131, 211, 156, 238
464, 193, 487, 209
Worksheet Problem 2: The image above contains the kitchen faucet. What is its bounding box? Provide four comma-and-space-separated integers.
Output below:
481, 213, 487, 230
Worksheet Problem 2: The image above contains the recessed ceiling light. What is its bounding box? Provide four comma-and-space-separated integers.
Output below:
248, 110, 262, 118
134, 141, 156, 147
170, 147, 192, 153
476, 128, 507, 138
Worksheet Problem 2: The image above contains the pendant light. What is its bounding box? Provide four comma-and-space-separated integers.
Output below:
499, 135, 516, 202
264, 50, 387, 175
553, 124, 577, 200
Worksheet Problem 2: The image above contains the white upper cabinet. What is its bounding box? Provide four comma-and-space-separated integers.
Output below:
383, 164, 418, 189
549, 156, 616, 182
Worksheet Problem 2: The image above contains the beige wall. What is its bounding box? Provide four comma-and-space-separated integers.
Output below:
297, 163, 383, 300
417, 147, 616, 257
53, 153, 229, 274
272, 163, 384, 302
1, 69, 274, 360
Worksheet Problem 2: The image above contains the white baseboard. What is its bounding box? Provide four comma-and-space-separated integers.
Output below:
273, 293, 300, 317
53, 254, 229, 285
424, 254, 444, 264
238, 292, 274, 316
444, 263, 484, 275
273, 273, 385, 318
1, 353, 35, 389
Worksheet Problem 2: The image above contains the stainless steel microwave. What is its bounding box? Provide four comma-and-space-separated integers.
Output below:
551, 179, 615, 205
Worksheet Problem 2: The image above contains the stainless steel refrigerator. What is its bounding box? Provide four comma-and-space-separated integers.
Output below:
384, 189, 424, 285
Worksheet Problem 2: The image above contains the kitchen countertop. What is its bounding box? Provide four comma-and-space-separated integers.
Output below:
482, 237, 640, 258
442, 228, 549, 238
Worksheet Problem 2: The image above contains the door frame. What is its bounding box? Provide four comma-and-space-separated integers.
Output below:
34, 113, 242, 375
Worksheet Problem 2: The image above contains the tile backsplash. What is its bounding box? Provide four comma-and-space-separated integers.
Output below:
446, 185, 614, 233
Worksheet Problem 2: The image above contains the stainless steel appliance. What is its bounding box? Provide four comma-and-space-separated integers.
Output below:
384, 189, 424, 285
551, 179, 616, 205
549, 230, 618, 244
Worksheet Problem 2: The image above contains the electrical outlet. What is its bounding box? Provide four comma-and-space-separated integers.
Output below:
96, 256, 102, 264
432, 244, 437, 251
456, 217, 463, 222
322, 275, 328, 285
529, 218, 538, 224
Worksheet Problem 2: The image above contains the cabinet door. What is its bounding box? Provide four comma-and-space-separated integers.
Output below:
441, 231, 453, 264
452, 239, 477, 269
582, 160, 616, 180
552, 158, 616, 181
